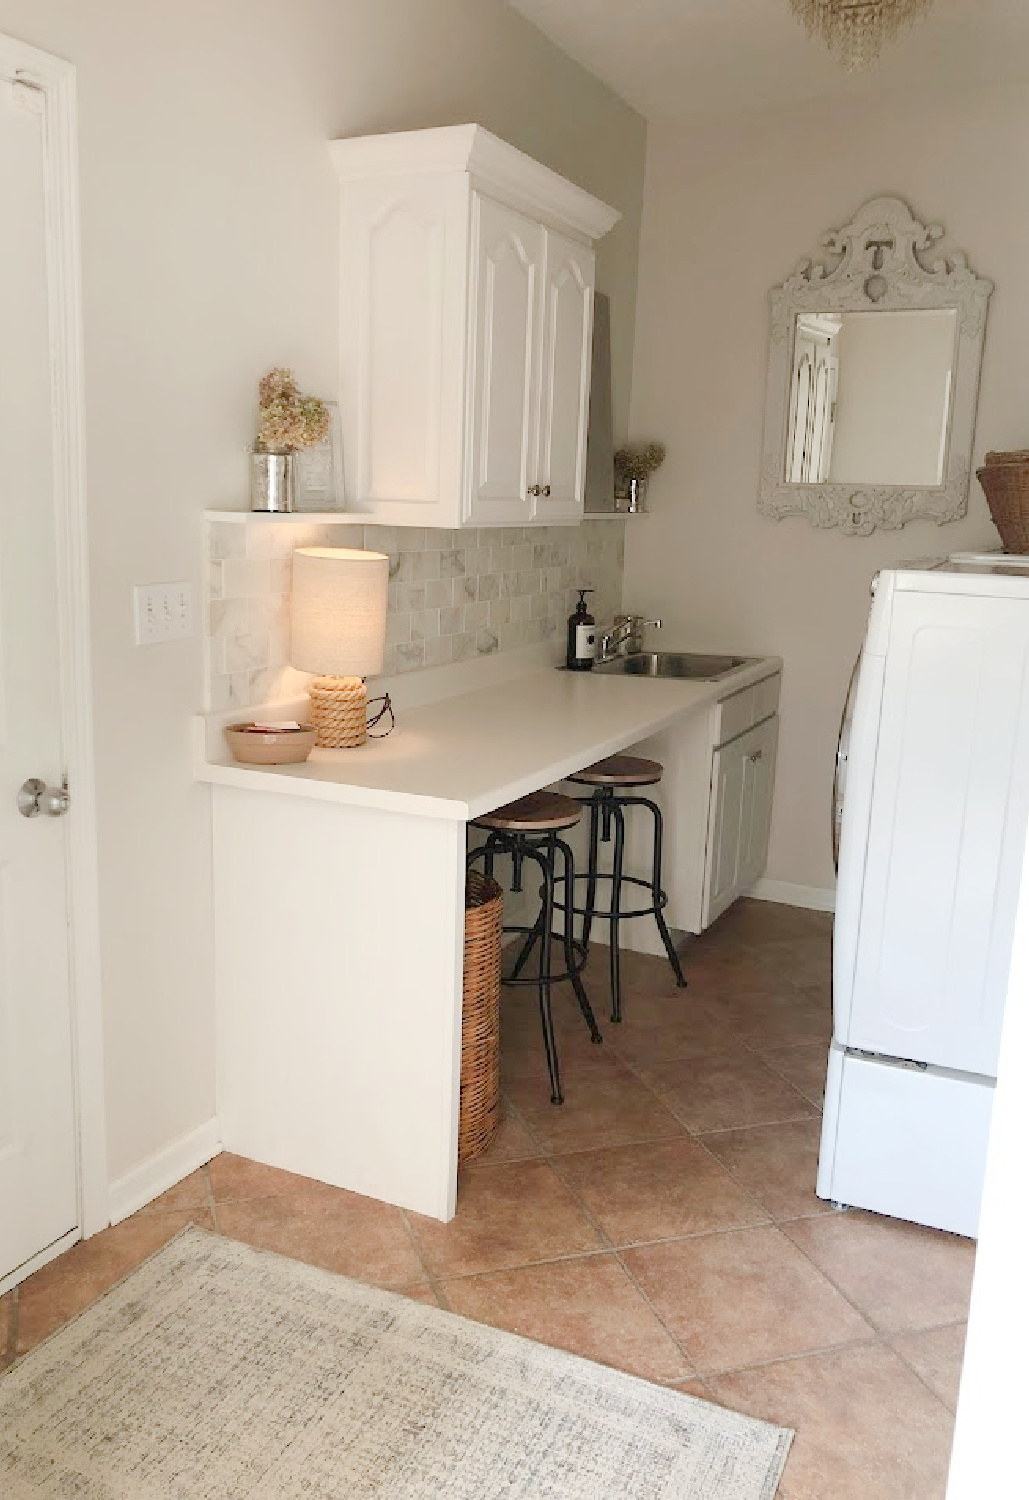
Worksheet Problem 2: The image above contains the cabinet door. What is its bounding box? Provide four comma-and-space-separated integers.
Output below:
341, 174, 469, 526
466, 195, 543, 526
535, 229, 595, 523
702, 716, 779, 928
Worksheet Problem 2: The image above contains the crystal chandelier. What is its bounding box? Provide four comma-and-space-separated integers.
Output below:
789, 0, 936, 73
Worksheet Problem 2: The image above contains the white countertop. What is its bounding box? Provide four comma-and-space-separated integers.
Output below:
194, 656, 781, 821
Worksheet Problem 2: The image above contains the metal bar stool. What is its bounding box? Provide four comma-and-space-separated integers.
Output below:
468, 791, 602, 1105
565, 755, 687, 1023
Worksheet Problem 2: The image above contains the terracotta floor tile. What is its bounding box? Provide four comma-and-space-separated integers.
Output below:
785, 1212, 976, 1334
672, 1377, 716, 1402
208, 1151, 336, 1202
709, 1344, 955, 1500
701, 1119, 832, 1222
400, 1283, 441, 1307
623, 1225, 873, 1374
698, 991, 831, 1047
505, 1054, 685, 1153
644, 1051, 817, 1135
442, 1254, 692, 1383
463, 1102, 544, 1166
0, 1291, 13, 1368
135, 1165, 211, 1214
603, 1000, 738, 1066
555, 1138, 768, 1245
215, 1187, 423, 1288
761, 1043, 829, 1108
891, 1323, 967, 1412
407, 1159, 602, 1278
15, 1210, 213, 1355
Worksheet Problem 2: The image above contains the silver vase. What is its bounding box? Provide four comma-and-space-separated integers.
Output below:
250, 449, 295, 513
617, 476, 648, 514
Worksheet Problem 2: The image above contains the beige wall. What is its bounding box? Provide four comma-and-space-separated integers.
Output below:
0, 0, 645, 1185
624, 83, 1028, 898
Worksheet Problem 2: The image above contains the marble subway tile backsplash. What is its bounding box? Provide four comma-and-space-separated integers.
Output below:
206, 520, 626, 712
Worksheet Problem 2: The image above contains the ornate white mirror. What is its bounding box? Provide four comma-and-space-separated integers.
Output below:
758, 196, 992, 535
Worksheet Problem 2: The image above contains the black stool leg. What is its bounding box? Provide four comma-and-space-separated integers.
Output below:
555, 837, 602, 1044
581, 795, 601, 956
608, 800, 625, 1023
536, 835, 563, 1104
509, 911, 543, 980
646, 798, 688, 988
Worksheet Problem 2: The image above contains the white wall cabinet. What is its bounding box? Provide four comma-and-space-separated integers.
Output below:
331, 125, 617, 529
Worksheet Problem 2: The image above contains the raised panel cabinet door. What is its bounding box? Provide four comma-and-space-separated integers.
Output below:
341, 173, 469, 524
0, 81, 79, 1284
737, 715, 780, 892
466, 194, 543, 526
703, 736, 748, 929
535, 229, 594, 522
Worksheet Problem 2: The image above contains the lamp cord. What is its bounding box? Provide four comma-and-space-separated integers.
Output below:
366, 693, 395, 738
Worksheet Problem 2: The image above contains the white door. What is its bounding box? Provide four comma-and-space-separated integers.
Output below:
466, 194, 543, 526
0, 76, 79, 1284
846, 590, 1029, 1076
703, 716, 779, 928
534, 229, 594, 523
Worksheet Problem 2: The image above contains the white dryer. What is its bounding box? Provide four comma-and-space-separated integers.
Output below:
818, 554, 1029, 1237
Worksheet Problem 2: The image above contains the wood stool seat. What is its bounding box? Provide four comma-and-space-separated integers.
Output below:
475, 790, 582, 833
569, 755, 664, 788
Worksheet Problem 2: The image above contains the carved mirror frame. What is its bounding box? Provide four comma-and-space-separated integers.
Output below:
758, 196, 993, 536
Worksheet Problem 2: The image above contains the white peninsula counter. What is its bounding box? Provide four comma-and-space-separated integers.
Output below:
194, 647, 781, 1221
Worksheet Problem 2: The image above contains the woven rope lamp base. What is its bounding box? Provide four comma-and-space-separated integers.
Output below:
308, 675, 368, 748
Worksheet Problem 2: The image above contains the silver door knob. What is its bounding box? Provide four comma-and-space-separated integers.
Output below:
18, 777, 71, 818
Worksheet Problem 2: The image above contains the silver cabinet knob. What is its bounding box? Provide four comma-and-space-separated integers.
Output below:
527, 484, 541, 497
18, 777, 71, 818
541, 485, 551, 497
747, 749, 764, 764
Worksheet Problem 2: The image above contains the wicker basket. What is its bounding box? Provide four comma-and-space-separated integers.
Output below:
459, 871, 503, 1163
977, 452, 1029, 554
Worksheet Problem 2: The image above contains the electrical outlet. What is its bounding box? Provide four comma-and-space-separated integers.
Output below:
133, 582, 193, 645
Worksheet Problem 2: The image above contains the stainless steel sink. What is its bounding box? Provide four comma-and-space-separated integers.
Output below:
593, 652, 756, 681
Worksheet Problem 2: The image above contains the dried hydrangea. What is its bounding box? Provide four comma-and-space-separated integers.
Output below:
255, 367, 329, 451
614, 442, 667, 481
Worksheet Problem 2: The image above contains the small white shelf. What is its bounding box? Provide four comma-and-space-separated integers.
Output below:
205, 509, 365, 525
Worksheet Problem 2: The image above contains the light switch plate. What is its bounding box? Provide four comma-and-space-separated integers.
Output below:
133, 582, 193, 645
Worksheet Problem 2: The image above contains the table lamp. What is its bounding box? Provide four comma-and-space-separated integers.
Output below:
290, 546, 389, 748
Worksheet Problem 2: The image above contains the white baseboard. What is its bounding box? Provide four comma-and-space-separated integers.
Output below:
749, 878, 836, 913
107, 1118, 222, 1226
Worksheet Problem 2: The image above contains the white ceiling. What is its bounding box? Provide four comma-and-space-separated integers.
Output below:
508, 0, 1029, 119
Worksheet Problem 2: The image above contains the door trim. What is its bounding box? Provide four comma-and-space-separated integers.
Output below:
0, 34, 108, 1238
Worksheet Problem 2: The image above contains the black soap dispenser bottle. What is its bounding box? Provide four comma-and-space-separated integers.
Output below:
566, 589, 597, 671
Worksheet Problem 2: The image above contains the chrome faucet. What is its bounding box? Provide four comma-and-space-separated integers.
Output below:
599, 614, 662, 662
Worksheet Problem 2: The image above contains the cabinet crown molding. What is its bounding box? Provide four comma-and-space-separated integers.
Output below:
330, 124, 620, 244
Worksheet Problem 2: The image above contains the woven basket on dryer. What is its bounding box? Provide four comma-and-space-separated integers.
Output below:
977, 451, 1029, 554
459, 870, 503, 1163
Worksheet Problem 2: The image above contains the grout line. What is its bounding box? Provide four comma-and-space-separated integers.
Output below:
396, 1208, 452, 1311
2, 1289, 17, 1370
885, 1320, 968, 1416
542, 1152, 700, 1381
204, 1163, 222, 1235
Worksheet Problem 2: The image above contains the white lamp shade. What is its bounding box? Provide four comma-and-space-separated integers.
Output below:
290, 547, 389, 678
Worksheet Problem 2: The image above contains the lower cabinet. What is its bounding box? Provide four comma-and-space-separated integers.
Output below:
703, 713, 779, 928
591, 671, 781, 940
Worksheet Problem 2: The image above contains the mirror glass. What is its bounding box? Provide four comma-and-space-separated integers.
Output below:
784, 307, 958, 488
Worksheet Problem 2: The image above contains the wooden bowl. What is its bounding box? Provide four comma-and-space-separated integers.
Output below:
224, 723, 317, 765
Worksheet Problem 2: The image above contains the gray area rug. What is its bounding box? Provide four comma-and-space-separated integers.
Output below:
0, 1227, 791, 1498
